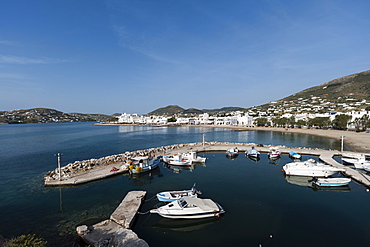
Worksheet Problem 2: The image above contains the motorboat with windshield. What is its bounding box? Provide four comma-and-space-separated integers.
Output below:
150, 197, 225, 219
282, 159, 344, 177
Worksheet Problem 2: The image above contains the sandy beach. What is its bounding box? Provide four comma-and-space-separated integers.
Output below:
96, 123, 370, 153
187, 125, 370, 153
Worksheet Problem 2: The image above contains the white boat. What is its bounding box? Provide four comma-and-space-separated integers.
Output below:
342, 157, 370, 169
163, 153, 192, 166
289, 151, 301, 160
156, 184, 201, 202
283, 159, 345, 177
226, 147, 239, 156
309, 177, 351, 187
182, 151, 207, 163
128, 156, 162, 174
150, 197, 225, 219
268, 147, 280, 159
245, 147, 260, 158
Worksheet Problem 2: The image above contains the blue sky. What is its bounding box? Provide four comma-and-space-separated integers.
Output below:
1, 0, 370, 115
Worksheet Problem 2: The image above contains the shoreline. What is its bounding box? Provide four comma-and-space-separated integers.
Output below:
95, 123, 370, 153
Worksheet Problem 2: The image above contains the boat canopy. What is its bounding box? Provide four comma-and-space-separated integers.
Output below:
180, 197, 219, 211
132, 156, 150, 161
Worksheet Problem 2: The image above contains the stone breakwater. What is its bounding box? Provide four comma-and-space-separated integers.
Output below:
44, 141, 337, 182
44, 143, 199, 182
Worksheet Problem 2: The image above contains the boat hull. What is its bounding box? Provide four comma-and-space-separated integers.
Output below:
313, 178, 351, 187
283, 160, 344, 177
156, 191, 198, 202
153, 203, 224, 219
151, 198, 225, 219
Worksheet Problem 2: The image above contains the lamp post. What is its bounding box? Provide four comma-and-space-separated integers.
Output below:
54, 153, 63, 181
340, 136, 345, 153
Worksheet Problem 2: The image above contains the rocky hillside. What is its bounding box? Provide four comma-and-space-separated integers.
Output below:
0, 108, 112, 124
283, 70, 370, 103
251, 70, 370, 114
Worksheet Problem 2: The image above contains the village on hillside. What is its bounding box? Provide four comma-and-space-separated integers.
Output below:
114, 95, 370, 131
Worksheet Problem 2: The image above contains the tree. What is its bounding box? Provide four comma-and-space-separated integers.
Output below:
288, 116, 296, 128
352, 114, 370, 132
295, 119, 307, 128
307, 117, 331, 129
167, 116, 177, 122
254, 117, 268, 126
272, 117, 289, 127
332, 114, 352, 130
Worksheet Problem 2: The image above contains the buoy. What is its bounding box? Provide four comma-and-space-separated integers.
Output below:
367, 189, 369, 192
270, 234, 273, 238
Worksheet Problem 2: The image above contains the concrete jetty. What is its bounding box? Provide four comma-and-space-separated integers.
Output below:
77, 191, 148, 247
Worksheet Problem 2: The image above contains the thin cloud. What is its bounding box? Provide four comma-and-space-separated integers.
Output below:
0, 73, 25, 79
0, 40, 20, 46
0, 55, 70, 64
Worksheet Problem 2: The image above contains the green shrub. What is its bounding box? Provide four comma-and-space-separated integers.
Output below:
6, 234, 47, 247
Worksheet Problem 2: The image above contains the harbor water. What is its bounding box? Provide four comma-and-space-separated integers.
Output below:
1, 122, 369, 246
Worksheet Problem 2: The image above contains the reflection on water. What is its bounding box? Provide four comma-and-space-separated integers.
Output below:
124, 166, 163, 186
162, 163, 196, 174
151, 217, 219, 232
225, 154, 238, 160
284, 175, 351, 192
284, 175, 313, 187
246, 155, 260, 163
268, 157, 281, 165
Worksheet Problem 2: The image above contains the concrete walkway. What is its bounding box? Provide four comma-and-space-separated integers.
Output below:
77, 191, 149, 247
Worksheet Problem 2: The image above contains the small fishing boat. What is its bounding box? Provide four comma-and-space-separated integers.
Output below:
163, 153, 192, 166
150, 197, 225, 219
128, 156, 162, 174
268, 147, 281, 159
226, 147, 239, 157
245, 147, 260, 158
309, 177, 351, 187
156, 183, 201, 202
289, 151, 301, 160
283, 159, 345, 177
182, 151, 207, 163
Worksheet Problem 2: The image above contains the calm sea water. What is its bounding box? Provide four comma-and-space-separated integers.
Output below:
0, 122, 369, 246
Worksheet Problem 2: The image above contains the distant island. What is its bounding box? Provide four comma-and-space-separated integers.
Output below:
0, 108, 113, 124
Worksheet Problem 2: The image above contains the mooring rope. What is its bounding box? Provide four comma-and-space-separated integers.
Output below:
137, 210, 152, 215
144, 194, 157, 202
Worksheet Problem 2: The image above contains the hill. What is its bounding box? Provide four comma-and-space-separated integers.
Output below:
283, 70, 370, 103
147, 105, 185, 116
147, 105, 246, 116
252, 70, 370, 114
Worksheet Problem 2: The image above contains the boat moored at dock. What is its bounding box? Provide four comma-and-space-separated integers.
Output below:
226, 147, 239, 157
268, 147, 281, 159
150, 197, 225, 219
245, 147, 260, 158
289, 151, 301, 160
283, 159, 345, 177
309, 177, 351, 187
156, 183, 201, 202
129, 156, 162, 174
